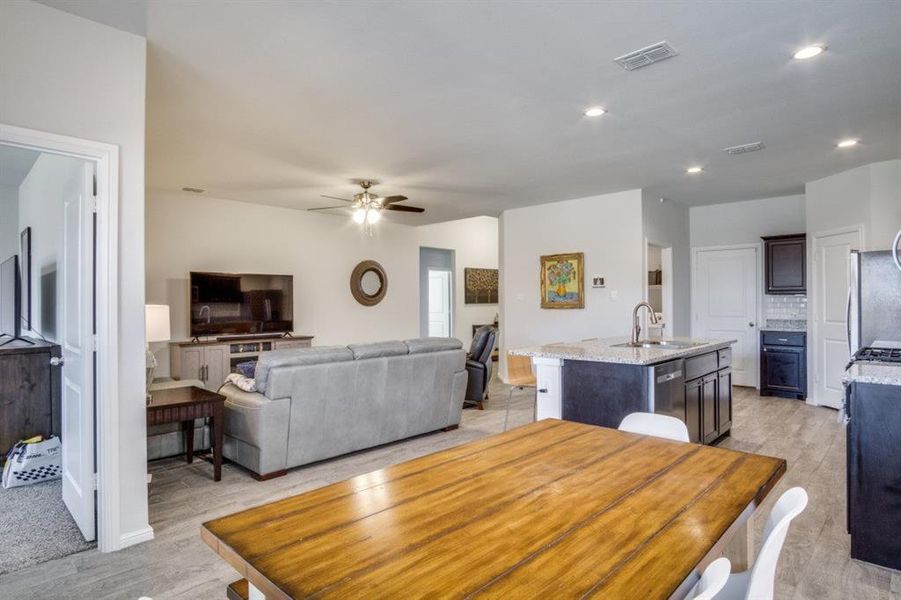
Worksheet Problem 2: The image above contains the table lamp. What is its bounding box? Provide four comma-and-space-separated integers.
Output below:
145, 304, 171, 402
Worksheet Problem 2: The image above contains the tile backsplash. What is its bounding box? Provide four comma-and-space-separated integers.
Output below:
765, 294, 807, 320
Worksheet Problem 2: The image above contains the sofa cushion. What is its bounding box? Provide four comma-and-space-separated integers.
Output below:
404, 337, 463, 354
348, 340, 409, 360
255, 346, 354, 394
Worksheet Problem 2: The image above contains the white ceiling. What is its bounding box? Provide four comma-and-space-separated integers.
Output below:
0, 145, 40, 188
44, 1, 901, 223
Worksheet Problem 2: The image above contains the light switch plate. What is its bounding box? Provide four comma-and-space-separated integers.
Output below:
591, 276, 605, 288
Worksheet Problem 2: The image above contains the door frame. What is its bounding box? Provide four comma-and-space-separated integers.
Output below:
419, 246, 456, 338
643, 238, 674, 335
808, 225, 864, 407
690, 242, 763, 389
426, 267, 454, 337
0, 123, 122, 552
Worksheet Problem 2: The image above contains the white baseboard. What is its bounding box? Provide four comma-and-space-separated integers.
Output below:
117, 525, 155, 550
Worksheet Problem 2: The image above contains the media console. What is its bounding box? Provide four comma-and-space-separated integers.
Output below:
170, 334, 313, 389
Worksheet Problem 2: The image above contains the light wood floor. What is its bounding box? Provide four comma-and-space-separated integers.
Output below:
0, 382, 898, 599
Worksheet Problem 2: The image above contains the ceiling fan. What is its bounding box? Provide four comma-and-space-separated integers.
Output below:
308, 180, 425, 225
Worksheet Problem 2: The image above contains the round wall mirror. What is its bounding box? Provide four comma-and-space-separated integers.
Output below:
350, 260, 388, 306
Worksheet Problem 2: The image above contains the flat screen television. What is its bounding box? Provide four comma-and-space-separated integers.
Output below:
189, 271, 293, 338
0, 256, 21, 340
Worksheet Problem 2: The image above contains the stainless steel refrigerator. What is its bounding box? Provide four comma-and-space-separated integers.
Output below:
847, 249, 901, 353
845, 248, 901, 571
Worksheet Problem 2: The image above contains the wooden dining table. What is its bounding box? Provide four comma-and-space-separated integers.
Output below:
202, 419, 785, 600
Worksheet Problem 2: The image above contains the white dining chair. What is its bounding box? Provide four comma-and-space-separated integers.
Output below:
717, 487, 808, 600
687, 557, 732, 600
618, 412, 690, 442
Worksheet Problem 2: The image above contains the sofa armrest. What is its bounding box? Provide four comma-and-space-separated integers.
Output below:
466, 358, 486, 372
219, 383, 290, 475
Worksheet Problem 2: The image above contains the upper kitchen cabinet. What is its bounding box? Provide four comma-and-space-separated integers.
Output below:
763, 234, 806, 294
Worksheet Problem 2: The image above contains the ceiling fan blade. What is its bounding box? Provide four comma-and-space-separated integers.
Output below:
320, 194, 354, 203
385, 204, 425, 213
380, 195, 408, 205
307, 205, 349, 211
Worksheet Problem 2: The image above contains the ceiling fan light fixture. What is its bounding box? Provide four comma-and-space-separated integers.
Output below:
366, 209, 381, 224
352, 208, 367, 224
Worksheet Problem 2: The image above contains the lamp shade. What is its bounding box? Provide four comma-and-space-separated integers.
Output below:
145, 304, 171, 343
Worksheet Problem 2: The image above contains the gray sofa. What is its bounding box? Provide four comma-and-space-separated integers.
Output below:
218, 337, 468, 479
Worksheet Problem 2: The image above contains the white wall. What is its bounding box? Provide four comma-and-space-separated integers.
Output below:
500, 189, 645, 372
0, 185, 18, 260
805, 159, 901, 250
145, 192, 499, 376
416, 217, 498, 345
642, 192, 691, 336
17, 153, 84, 340
0, 1, 149, 547
690, 194, 806, 248
868, 160, 901, 250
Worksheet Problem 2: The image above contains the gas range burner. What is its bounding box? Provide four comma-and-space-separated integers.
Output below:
854, 347, 901, 364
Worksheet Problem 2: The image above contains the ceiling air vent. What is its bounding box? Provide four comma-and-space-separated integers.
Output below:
614, 41, 678, 71
723, 142, 765, 155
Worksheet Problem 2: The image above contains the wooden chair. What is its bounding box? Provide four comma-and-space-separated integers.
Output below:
504, 353, 537, 431
618, 412, 690, 442
687, 557, 731, 599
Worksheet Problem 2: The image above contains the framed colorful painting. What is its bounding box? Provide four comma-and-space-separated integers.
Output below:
540, 252, 584, 309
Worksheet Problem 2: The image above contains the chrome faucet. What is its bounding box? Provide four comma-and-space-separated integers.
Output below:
198, 305, 211, 324
632, 302, 659, 344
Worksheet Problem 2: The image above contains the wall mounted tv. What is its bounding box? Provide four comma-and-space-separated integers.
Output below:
189, 272, 293, 338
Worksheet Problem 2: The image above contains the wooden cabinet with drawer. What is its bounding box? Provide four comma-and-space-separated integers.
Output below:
760, 331, 807, 400
683, 346, 733, 444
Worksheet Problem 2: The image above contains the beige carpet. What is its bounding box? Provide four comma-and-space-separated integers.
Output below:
0, 479, 95, 575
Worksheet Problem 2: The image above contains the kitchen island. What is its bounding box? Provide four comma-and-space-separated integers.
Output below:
512, 337, 737, 444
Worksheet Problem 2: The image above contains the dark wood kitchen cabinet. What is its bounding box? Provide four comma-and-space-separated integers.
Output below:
760, 331, 807, 400
762, 233, 806, 294
684, 348, 733, 445
701, 374, 719, 444
717, 368, 733, 432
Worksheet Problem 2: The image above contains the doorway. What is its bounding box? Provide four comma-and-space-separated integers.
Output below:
811, 227, 861, 408
644, 242, 672, 337
0, 143, 97, 571
419, 247, 455, 338
1, 122, 124, 554
692, 244, 761, 388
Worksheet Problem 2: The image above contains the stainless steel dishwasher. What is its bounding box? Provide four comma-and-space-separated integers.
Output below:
647, 358, 686, 424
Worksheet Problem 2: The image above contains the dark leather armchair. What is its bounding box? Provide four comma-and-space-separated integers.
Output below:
464, 325, 497, 409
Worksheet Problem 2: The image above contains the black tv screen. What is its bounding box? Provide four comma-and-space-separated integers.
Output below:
189, 272, 293, 338
0, 256, 21, 339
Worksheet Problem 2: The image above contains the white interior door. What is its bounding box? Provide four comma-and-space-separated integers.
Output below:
693, 246, 759, 387
427, 269, 452, 337
812, 229, 860, 409
61, 162, 96, 541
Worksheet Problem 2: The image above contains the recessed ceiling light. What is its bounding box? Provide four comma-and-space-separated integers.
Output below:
793, 45, 825, 60
837, 139, 859, 148
584, 106, 606, 117
686, 166, 703, 174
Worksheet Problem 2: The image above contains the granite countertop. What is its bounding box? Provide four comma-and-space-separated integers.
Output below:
510, 336, 736, 366
843, 363, 901, 386
761, 319, 807, 332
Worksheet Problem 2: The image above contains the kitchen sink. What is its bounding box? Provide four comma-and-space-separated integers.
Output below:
612, 340, 705, 349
